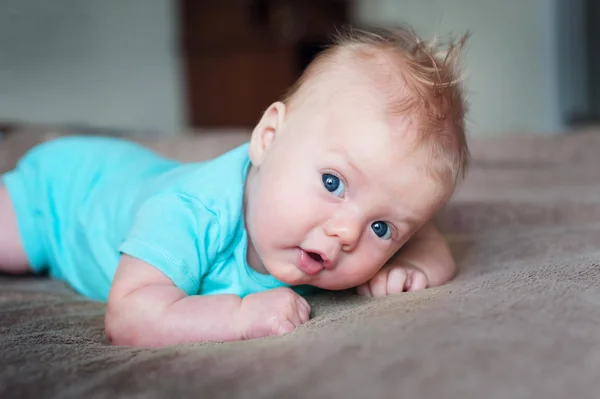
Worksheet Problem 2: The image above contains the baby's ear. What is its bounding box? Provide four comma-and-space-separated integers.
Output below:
249, 102, 286, 166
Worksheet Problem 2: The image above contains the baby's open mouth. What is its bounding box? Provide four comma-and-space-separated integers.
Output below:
307, 251, 323, 263
296, 248, 329, 275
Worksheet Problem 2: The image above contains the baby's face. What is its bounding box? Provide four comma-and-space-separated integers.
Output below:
245, 88, 449, 290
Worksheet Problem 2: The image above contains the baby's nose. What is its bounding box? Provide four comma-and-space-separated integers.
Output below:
324, 217, 362, 252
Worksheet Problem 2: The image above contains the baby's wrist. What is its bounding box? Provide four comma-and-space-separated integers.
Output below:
233, 297, 251, 340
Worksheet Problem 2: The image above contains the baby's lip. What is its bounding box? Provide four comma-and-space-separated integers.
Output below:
296, 248, 323, 275
301, 248, 334, 270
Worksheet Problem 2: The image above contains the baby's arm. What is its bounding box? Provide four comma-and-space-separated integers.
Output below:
356, 221, 455, 297
105, 255, 310, 347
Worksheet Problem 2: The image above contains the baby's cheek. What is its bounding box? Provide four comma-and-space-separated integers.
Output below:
328, 261, 382, 289
275, 195, 314, 226
354, 252, 390, 281
253, 198, 299, 244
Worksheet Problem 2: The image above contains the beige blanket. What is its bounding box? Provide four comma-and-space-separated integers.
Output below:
1, 130, 600, 399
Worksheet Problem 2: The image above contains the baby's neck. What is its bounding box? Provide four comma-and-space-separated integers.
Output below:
243, 166, 269, 275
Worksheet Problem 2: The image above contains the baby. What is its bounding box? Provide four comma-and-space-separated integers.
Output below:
0, 26, 468, 346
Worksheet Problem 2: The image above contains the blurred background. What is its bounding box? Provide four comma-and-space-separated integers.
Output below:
0, 0, 594, 137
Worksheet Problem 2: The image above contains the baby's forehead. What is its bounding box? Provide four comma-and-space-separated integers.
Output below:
299, 48, 409, 108
320, 110, 451, 192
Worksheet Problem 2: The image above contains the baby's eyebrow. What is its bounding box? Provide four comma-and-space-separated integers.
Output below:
328, 148, 365, 179
344, 155, 362, 175
389, 213, 419, 232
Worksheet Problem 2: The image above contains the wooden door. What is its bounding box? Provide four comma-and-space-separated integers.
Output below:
179, 0, 349, 128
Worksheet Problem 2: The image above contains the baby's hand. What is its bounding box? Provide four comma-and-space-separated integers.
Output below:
356, 263, 428, 297
237, 287, 311, 340
356, 221, 457, 297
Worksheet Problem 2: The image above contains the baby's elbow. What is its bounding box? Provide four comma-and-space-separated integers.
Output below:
104, 298, 147, 347
105, 301, 130, 345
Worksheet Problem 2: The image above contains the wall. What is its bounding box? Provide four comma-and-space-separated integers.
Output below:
353, 0, 562, 136
0, 1, 569, 136
0, 0, 183, 134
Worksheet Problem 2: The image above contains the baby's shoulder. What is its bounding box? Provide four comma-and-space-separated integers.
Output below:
136, 143, 250, 236
163, 144, 250, 206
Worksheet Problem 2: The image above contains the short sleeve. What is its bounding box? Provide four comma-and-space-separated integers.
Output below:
119, 193, 220, 295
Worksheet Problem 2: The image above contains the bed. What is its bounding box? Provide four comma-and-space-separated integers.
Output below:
1, 127, 599, 399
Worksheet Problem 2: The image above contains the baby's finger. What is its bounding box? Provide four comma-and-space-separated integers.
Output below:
297, 304, 310, 324
295, 297, 311, 323
276, 320, 297, 336
287, 307, 303, 327
387, 267, 408, 295
301, 300, 312, 321
369, 270, 390, 297
298, 295, 310, 312
406, 269, 428, 292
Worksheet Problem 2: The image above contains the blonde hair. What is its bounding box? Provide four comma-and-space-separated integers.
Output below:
282, 25, 470, 188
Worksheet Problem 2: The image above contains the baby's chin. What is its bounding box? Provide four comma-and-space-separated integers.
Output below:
264, 262, 311, 286
308, 279, 359, 291
263, 259, 366, 290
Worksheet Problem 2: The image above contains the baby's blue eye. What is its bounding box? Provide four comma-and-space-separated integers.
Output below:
371, 221, 391, 240
322, 173, 345, 197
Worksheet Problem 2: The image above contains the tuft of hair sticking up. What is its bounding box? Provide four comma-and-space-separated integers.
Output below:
282, 25, 470, 188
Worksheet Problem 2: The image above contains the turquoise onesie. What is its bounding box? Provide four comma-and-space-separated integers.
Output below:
1, 136, 290, 301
